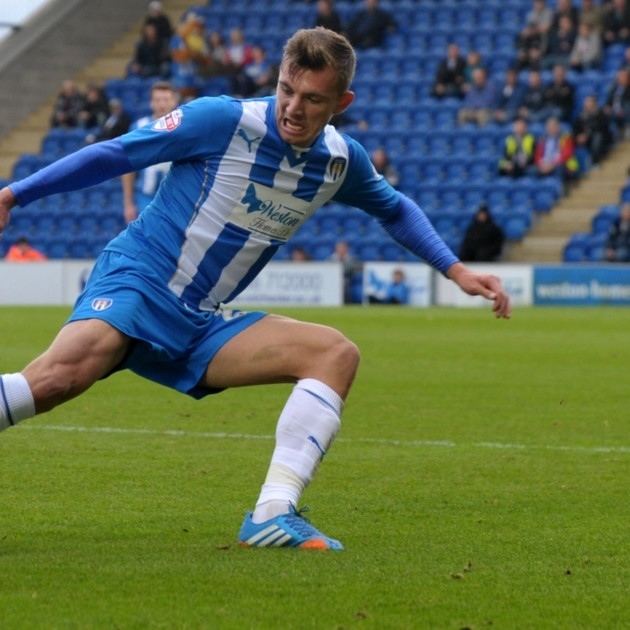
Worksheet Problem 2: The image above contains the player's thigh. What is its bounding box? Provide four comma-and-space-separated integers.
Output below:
23, 318, 130, 391
203, 314, 359, 397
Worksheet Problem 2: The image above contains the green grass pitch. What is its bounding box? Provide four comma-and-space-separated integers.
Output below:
0, 305, 628, 629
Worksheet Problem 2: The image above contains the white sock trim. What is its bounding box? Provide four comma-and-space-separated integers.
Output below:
295, 378, 343, 416
0, 373, 35, 428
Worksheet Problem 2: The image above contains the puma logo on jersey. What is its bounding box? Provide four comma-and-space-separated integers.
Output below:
237, 128, 261, 152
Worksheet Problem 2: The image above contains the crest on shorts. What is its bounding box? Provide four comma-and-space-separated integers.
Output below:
328, 157, 347, 181
153, 108, 183, 132
91, 298, 113, 311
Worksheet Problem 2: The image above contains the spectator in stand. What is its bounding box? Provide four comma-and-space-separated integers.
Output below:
231, 46, 275, 98
498, 118, 536, 178
314, 0, 343, 34
517, 0, 553, 69
290, 247, 311, 262
129, 23, 170, 78
346, 0, 396, 49
605, 202, 630, 261
604, 68, 630, 136
50, 80, 85, 128
520, 45, 545, 71
144, 1, 173, 48
5, 237, 47, 262
170, 13, 212, 97
551, 0, 580, 33
78, 84, 110, 130
573, 94, 613, 165
457, 68, 496, 126
494, 68, 526, 123
535, 116, 579, 179
544, 64, 575, 122
459, 206, 505, 263
207, 31, 229, 77
330, 240, 358, 304
603, 0, 630, 46
579, 0, 604, 35
570, 22, 602, 71
519, 70, 547, 122
545, 15, 577, 68
432, 43, 467, 99
86, 99, 131, 144
463, 50, 484, 89
370, 148, 399, 187
225, 28, 255, 73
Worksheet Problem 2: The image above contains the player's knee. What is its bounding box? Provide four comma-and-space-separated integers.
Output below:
323, 331, 360, 377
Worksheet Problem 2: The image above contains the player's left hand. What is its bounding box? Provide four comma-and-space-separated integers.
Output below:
0, 186, 16, 234
447, 262, 511, 319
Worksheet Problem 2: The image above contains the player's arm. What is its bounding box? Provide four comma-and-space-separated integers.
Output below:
121, 172, 138, 223
334, 139, 511, 318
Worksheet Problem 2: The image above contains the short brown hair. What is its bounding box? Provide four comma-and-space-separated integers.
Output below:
151, 80, 175, 94
282, 28, 356, 94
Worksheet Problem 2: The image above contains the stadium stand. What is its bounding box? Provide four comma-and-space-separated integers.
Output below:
1, 0, 630, 264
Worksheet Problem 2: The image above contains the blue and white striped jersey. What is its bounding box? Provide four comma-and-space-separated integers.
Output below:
108, 95, 401, 311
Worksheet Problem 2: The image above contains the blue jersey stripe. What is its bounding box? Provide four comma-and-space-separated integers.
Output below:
181, 222, 251, 305
294, 140, 331, 202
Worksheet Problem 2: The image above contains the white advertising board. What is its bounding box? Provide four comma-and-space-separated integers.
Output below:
362, 262, 432, 307
435, 264, 533, 307
230, 262, 343, 307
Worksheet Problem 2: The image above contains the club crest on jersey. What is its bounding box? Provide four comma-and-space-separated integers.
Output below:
329, 157, 347, 181
91, 298, 113, 311
153, 108, 183, 132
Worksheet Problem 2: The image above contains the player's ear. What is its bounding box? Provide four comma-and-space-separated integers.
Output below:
334, 91, 355, 114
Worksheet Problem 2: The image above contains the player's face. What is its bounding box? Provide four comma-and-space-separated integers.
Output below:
276, 65, 354, 147
151, 89, 178, 118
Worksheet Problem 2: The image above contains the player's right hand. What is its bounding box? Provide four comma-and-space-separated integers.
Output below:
0, 186, 16, 234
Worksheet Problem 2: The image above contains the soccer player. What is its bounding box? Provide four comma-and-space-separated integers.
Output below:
0, 28, 510, 550
121, 81, 179, 223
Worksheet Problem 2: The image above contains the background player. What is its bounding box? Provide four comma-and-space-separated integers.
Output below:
121, 81, 179, 223
0, 28, 510, 551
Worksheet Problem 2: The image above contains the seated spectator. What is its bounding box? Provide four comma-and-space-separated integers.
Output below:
368, 268, 410, 305
573, 94, 613, 165
517, 0, 553, 68
603, 0, 630, 46
231, 46, 275, 98
170, 13, 210, 97
432, 43, 466, 99
290, 247, 311, 262
459, 206, 505, 262
5, 237, 47, 262
50, 80, 85, 128
78, 84, 109, 129
498, 118, 536, 177
604, 68, 630, 136
330, 240, 358, 304
519, 70, 547, 122
346, 0, 396, 49
457, 68, 496, 126
144, 1, 173, 48
207, 31, 229, 77
550, 0, 580, 33
86, 98, 131, 143
579, 0, 604, 35
545, 15, 576, 68
463, 50, 484, 89
331, 110, 369, 130
544, 64, 575, 122
494, 68, 526, 123
535, 116, 579, 179
519, 45, 545, 72
224, 28, 255, 72
371, 148, 399, 187
129, 23, 170, 78
314, 0, 343, 33
605, 202, 630, 261
570, 22, 602, 71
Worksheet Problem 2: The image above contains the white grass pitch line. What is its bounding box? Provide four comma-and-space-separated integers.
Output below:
19, 424, 630, 455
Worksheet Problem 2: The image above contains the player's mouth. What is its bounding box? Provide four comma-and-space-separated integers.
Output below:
281, 116, 305, 137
